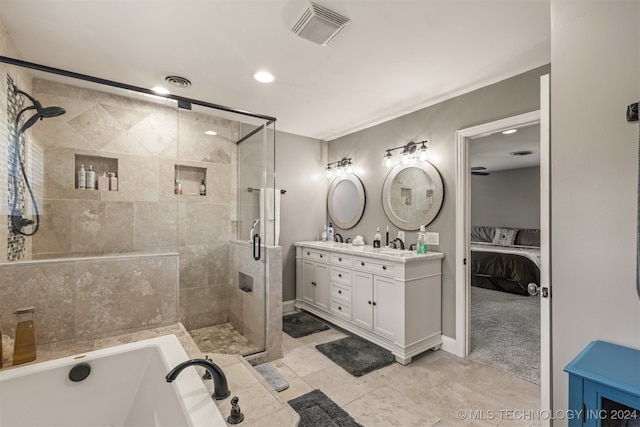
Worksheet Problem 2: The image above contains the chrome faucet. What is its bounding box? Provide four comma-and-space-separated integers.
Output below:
166, 358, 230, 400
393, 237, 405, 250
334, 233, 343, 243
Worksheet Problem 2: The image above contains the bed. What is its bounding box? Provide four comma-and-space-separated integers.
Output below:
470, 226, 541, 296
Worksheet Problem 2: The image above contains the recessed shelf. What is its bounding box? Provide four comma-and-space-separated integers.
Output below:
174, 164, 206, 196
75, 154, 118, 191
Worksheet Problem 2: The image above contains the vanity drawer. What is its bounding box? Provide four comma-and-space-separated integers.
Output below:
303, 248, 330, 263
331, 283, 352, 301
330, 266, 351, 284
330, 298, 351, 320
354, 257, 395, 276
331, 253, 353, 268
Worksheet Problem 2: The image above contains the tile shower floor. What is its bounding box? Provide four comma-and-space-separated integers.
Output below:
189, 323, 262, 355
23, 322, 541, 426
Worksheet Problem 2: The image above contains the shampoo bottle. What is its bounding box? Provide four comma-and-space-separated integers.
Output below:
109, 172, 118, 191
321, 225, 328, 242
199, 179, 206, 196
12, 307, 36, 366
77, 164, 86, 189
374, 227, 381, 248
328, 222, 334, 242
86, 165, 96, 190
97, 173, 109, 191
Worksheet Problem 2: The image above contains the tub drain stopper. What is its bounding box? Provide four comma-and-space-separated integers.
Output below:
69, 362, 91, 382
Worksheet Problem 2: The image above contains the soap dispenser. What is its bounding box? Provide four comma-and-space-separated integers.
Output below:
373, 227, 381, 248
12, 307, 36, 365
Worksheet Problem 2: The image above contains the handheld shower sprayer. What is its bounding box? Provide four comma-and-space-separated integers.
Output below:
11, 85, 66, 236
249, 219, 260, 242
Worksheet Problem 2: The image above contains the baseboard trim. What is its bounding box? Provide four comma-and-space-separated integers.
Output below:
440, 335, 457, 355
282, 299, 296, 315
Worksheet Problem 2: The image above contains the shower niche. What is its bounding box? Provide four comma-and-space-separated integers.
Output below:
74, 154, 118, 191
174, 164, 206, 196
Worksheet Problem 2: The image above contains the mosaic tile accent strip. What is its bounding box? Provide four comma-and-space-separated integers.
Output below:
6, 74, 26, 261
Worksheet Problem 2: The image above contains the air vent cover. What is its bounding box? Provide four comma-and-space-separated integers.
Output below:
164, 75, 191, 88
290, 2, 350, 46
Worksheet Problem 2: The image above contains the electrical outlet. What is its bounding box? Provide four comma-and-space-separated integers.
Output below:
397, 231, 405, 241
426, 232, 439, 245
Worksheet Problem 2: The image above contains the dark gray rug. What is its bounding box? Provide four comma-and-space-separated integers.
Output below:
316, 335, 395, 377
469, 286, 540, 384
283, 312, 330, 338
288, 389, 363, 427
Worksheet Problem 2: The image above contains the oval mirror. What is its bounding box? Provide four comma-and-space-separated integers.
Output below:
328, 174, 366, 229
382, 162, 444, 230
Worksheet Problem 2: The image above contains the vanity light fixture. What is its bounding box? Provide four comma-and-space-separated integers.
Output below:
326, 157, 353, 179
382, 140, 429, 167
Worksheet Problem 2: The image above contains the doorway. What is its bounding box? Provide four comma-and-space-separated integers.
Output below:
455, 71, 551, 425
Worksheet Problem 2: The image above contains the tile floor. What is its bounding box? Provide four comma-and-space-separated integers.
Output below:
11, 321, 541, 426
189, 323, 262, 355
272, 324, 542, 427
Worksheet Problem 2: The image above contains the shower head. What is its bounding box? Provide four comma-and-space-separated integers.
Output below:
14, 87, 66, 133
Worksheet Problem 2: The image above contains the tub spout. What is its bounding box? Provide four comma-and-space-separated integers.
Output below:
166, 358, 230, 400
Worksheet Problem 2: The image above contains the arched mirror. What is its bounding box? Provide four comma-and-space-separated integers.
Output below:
382, 162, 444, 230
328, 174, 366, 229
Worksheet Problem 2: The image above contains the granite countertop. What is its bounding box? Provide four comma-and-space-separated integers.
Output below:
294, 241, 444, 263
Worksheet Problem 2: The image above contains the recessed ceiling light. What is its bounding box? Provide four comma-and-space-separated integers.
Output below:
502, 129, 518, 135
151, 86, 170, 95
204, 130, 217, 136
254, 71, 275, 83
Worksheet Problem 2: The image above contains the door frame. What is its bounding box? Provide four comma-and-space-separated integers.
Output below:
455, 74, 551, 422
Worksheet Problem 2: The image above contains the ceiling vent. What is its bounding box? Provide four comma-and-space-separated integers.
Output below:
164, 75, 191, 88
290, 2, 350, 46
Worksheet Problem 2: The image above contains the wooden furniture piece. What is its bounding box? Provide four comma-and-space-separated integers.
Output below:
564, 340, 640, 426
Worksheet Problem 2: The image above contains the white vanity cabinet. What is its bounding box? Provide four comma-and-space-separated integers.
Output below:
295, 242, 444, 364
300, 249, 330, 311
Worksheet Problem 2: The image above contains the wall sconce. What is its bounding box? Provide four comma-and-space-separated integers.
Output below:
382, 140, 428, 167
326, 157, 353, 179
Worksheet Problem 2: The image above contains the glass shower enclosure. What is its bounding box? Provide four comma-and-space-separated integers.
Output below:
0, 56, 276, 358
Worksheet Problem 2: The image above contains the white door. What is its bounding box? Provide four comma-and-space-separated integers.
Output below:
314, 263, 331, 311
372, 275, 397, 340
353, 271, 373, 330
301, 260, 316, 305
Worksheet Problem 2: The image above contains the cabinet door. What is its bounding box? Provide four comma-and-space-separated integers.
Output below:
314, 263, 330, 311
373, 275, 398, 340
301, 259, 316, 305
353, 271, 373, 330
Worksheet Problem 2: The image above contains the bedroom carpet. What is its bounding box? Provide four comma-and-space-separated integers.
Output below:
287, 389, 363, 427
283, 312, 330, 338
315, 335, 396, 377
469, 286, 540, 384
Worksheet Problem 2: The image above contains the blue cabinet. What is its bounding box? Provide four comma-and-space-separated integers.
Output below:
565, 341, 640, 426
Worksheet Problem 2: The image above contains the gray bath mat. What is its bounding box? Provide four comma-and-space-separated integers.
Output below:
254, 362, 289, 392
283, 312, 330, 338
315, 335, 395, 377
288, 389, 363, 427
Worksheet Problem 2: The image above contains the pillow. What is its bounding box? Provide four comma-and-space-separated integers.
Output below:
492, 227, 518, 245
470, 226, 494, 243
514, 229, 541, 247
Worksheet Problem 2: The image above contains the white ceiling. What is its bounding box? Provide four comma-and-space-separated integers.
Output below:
469, 123, 540, 173
0, 0, 550, 141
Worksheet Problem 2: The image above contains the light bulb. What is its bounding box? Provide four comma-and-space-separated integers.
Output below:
419, 145, 428, 161
402, 151, 410, 164
325, 166, 332, 179
346, 160, 353, 174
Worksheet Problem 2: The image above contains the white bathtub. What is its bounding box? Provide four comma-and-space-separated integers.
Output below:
0, 335, 227, 427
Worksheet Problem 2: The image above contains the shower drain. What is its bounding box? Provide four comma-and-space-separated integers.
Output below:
163, 74, 192, 88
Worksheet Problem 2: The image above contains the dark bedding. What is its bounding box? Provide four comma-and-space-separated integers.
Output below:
471, 251, 540, 296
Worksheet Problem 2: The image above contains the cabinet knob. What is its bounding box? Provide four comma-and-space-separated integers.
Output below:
338, 306, 342, 310
382, 266, 387, 270
372, 301, 377, 306
339, 257, 342, 261
307, 252, 310, 256
361, 262, 365, 266
312, 281, 316, 286
338, 273, 342, 278
368, 300, 372, 305
338, 290, 342, 294
320, 254, 323, 258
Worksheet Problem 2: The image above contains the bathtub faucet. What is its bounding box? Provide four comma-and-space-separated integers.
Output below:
166, 358, 230, 400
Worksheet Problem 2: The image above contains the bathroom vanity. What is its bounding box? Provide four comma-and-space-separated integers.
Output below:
294, 241, 444, 364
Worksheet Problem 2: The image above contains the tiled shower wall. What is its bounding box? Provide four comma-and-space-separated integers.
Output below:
1, 65, 242, 341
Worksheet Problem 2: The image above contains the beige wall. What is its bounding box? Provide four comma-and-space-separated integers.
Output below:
550, 0, 640, 418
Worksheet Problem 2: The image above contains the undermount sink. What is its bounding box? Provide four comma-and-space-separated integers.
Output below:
377, 249, 413, 257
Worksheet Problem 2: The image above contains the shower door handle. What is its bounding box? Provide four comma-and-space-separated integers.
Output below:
253, 233, 261, 261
